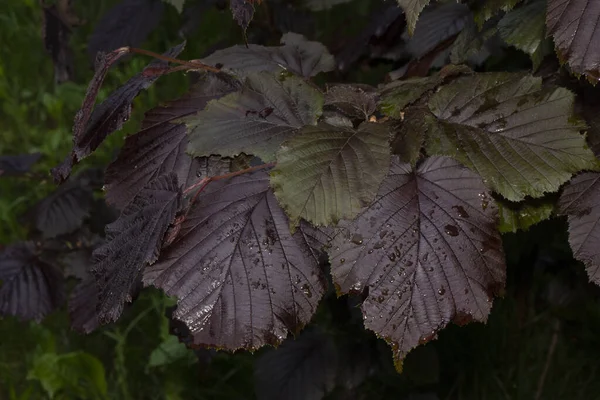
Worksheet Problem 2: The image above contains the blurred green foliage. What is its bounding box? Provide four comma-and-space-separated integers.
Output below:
2, 0, 600, 399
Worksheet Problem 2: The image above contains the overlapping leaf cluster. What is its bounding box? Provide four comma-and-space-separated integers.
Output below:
4, 0, 600, 378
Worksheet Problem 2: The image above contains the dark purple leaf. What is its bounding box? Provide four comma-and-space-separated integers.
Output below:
558, 172, 600, 284
328, 156, 506, 365
104, 73, 238, 209
69, 276, 100, 334
254, 328, 338, 400
33, 179, 94, 239
92, 173, 182, 324
0, 242, 64, 322
88, 0, 164, 59
52, 42, 185, 183
42, 4, 75, 84
230, 0, 255, 32
143, 169, 326, 350
0, 153, 41, 176
546, 0, 600, 81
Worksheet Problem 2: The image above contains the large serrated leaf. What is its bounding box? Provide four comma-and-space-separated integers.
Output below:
92, 173, 182, 324
185, 72, 323, 162
328, 156, 506, 365
558, 172, 600, 284
271, 122, 390, 229
425, 72, 597, 201
104, 73, 238, 209
546, 0, 600, 81
143, 169, 326, 351
0, 242, 64, 322
202, 33, 335, 78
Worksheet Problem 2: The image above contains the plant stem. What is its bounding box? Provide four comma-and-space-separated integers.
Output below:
183, 162, 276, 196
128, 47, 221, 73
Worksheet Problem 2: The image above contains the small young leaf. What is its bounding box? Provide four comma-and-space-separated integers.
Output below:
104, 73, 238, 209
328, 156, 506, 366
185, 72, 323, 162
0, 242, 64, 322
201, 33, 335, 78
88, 0, 164, 58
0, 153, 41, 176
449, 18, 497, 65
230, 0, 255, 33
390, 110, 427, 166
324, 84, 378, 120
92, 173, 182, 324
546, 0, 600, 81
143, 169, 326, 350
271, 122, 391, 229
498, 0, 548, 69
497, 197, 555, 233
254, 328, 338, 400
52, 43, 185, 183
396, 0, 432, 36
558, 172, 600, 284
473, 0, 521, 28
425, 72, 598, 201
379, 76, 441, 119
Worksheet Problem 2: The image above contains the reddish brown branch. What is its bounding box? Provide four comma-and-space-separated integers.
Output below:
183, 162, 276, 197
128, 47, 221, 73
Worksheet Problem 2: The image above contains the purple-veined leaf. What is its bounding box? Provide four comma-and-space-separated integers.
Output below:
88, 0, 164, 59
324, 85, 378, 120
254, 328, 338, 400
546, 0, 600, 81
424, 72, 598, 201
558, 172, 600, 284
92, 173, 182, 324
0, 153, 41, 177
52, 43, 185, 183
69, 276, 100, 334
185, 72, 323, 162
230, 0, 255, 33
201, 33, 335, 78
0, 242, 64, 322
328, 156, 506, 366
32, 176, 94, 238
104, 73, 238, 209
271, 122, 391, 229
143, 169, 326, 350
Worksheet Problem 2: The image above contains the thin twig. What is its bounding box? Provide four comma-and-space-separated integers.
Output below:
535, 319, 560, 400
128, 47, 221, 73
183, 162, 276, 196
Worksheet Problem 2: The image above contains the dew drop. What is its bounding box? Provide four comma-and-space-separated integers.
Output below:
351, 234, 363, 245
438, 287, 446, 295
340, 258, 345, 264
452, 205, 470, 218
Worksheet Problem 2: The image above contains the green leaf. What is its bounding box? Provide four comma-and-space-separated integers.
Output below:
271, 122, 391, 229
498, 0, 549, 69
391, 109, 427, 166
379, 76, 440, 119
424, 72, 598, 201
473, 0, 521, 28
147, 336, 196, 368
185, 72, 323, 162
396, 0, 433, 35
450, 19, 497, 65
201, 33, 335, 78
27, 352, 107, 399
497, 197, 555, 233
